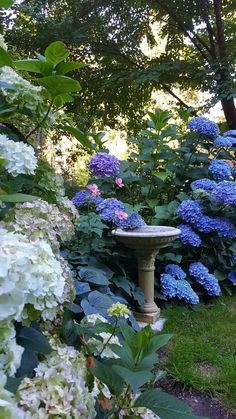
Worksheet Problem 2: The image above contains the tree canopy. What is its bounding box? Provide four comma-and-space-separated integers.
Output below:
2, 0, 236, 131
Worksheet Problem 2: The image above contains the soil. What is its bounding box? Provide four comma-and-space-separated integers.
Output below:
156, 375, 236, 419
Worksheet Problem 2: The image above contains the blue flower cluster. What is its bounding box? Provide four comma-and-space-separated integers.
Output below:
213, 218, 236, 239
232, 253, 236, 263
177, 200, 203, 224
116, 212, 146, 230
165, 264, 186, 280
228, 272, 236, 285
212, 181, 236, 206
89, 152, 120, 178
213, 136, 232, 148
160, 274, 199, 305
191, 178, 216, 191
196, 215, 215, 233
187, 117, 219, 137
97, 198, 125, 222
178, 224, 202, 247
208, 160, 232, 181
72, 190, 103, 207
189, 262, 221, 296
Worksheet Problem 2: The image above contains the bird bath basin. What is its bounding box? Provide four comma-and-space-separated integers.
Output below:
112, 226, 180, 324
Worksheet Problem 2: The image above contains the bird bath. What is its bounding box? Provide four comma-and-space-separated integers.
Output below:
112, 226, 180, 324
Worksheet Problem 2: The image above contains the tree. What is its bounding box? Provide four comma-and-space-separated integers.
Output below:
2, 0, 236, 131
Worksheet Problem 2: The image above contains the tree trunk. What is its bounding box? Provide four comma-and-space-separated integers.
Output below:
220, 97, 236, 129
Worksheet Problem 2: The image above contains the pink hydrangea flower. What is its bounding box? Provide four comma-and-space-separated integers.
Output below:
115, 178, 124, 188
86, 183, 101, 196
115, 210, 128, 220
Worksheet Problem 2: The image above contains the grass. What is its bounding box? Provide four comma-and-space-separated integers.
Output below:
161, 293, 236, 411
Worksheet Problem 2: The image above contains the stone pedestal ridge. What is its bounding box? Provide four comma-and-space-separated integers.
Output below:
112, 226, 180, 325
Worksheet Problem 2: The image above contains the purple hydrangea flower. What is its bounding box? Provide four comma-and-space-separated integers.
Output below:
160, 274, 199, 304
97, 198, 125, 221
213, 136, 232, 148
211, 181, 236, 206
116, 212, 146, 230
178, 224, 202, 247
165, 264, 186, 280
208, 160, 232, 181
177, 200, 203, 224
72, 190, 103, 207
213, 218, 236, 239
228, 272, 236, 285
191, 178, 216, 192
189, 262, 221, 296
188, 117, 219, 137
89, 152, 120, 177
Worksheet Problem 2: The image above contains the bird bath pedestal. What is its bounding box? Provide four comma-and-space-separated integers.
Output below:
112, 226, 180, 324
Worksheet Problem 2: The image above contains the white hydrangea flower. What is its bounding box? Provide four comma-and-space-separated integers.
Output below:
0, 230, 66, 323
18, 344, 98, 418
2, 198, 76, 252
0, 66, 46, 117
0, 323, 24, 377
0, 134, 37, 176
81, 313, 108, 327
0, 34, 8, 51
0, 372, 25, 419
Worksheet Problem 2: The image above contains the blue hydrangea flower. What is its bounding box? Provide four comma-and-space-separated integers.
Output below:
191, 178, 216, 192
232, 253, 236, 263
160, 274, 199, 304
224, 130, 236, 137
97, 198, 125, 222
72, 190, 103, 207
213, 136, 232, 148
194, 215, 215, 233
188, 117, 219, 137
178, 224, 202, 247
177, 200, 203, 224
208, 160, 232, 181
213, 218, 236, 239
116, 212, 146, 230
89, 152, 120, 177
189, 262, 221, 296
211, 181, 236, 206
165, 264, 186, 280
228, 272, 236, 285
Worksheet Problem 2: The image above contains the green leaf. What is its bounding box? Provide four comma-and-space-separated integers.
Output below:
154, 171, 170, 181
62, 309, 78, 346
15, 59, 53, 75
38, 75, 81, 98
45, 41, 70, 65
0, 0, 14, 8
56, 61, 86, 74
144, 334, 173, 357
90, 360, 125, 396
17, 327, 52, 355
15, 347, 38, 377
112, 365, 153, 392
79, 267, 109, 286
134, 389, 205, 419
5, 377, 23, 394
0, 46, 14, 67
214, 270, 226, 281
0, 193, 37, 203
61, 126, 94, 150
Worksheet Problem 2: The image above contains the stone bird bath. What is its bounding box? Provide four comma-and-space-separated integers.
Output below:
112, 226, 180, 324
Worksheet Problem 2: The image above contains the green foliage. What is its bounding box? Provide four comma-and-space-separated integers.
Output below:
4, 0, 236, 131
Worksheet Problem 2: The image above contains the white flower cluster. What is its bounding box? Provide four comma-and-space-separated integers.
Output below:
17, 344, 98, 418
0, 66, 47, 119
0, 228, 66, 324
81, 314, 121, 359
0, 134, 37, 177
0, 323, 24, 378
3, 198, 78, 252
0, 373, 25, 419
0, 34, 7, 51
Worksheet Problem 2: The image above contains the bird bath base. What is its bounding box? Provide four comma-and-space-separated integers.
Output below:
112, 226, 180, 325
